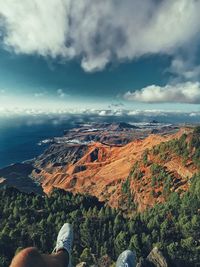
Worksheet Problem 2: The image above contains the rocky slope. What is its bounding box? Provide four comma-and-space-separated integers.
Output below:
30, 126, 198, 211
0, 163, 42, 194
1, 123, 199, 212
39, 122, 178, 146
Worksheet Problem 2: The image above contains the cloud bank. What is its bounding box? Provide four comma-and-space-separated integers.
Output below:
1, 107, 200, 125
0, 0, 200, 71
124, 82, 200, 104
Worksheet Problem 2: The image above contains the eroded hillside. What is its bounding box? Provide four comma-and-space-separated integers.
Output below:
31, 127, 199, 211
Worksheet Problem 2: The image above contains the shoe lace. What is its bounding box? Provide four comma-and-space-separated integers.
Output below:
120, 255, 129, 267
57, 236, 72, 251
63, 237, 72, 248
52, 236, 72, 254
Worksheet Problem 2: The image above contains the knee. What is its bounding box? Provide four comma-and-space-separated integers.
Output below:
10, 247, 44, 267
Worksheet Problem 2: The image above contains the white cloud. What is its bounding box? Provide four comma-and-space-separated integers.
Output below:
0, 0, 200, 72
190, 112, 197, 117
57, 89, 66, 98
1, 107, 200, 126
124, 82, 200, 104
169, 57, 200, 80
34, 92, 45, 97
98, 109, 124, 116
34, 89, 68, 98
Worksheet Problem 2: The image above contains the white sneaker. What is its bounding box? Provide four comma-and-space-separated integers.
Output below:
116, 250, 136, 267
53, 223, 73, 266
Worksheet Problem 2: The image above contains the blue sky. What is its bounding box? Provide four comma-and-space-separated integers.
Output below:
0, 50, 171, 103
0, 0, 200, 115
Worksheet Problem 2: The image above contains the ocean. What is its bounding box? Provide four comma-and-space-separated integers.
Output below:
0, 112, 199, 169
0, 116, 73, 168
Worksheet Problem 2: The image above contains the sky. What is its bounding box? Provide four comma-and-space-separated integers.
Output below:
0, 0, 200, 115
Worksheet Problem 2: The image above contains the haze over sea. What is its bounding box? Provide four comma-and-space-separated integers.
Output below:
0, 116, 74, 168
0, 111, 200, 169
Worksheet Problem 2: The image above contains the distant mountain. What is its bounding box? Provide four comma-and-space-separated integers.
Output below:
96, 122, 139, 130
62, 121, 179, 146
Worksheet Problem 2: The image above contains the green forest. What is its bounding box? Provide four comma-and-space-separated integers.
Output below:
1, 128, 200, 266
0, 171, 200, 267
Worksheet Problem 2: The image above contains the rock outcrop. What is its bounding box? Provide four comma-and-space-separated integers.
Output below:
146, 247, 168, 267
135, 247, 169, 267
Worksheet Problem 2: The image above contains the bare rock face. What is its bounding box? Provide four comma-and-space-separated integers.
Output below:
32, 127, 195, 212
0, 127, 195, 213
147, 247, 168, 267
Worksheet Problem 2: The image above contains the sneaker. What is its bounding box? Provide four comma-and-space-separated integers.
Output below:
53, 223, 73, 266
116, 250, 136, 267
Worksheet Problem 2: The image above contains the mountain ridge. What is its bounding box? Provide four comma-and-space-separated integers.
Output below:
0, 124, 199, 213
31, 126, 197, 211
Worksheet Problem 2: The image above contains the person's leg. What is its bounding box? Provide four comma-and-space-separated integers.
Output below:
116, 250, 136, 267
10, 247, 45, 267
53, 223, 73, 267
9, 247, 69, 267
10, 223, 73, 267
42, 250, 69, 267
